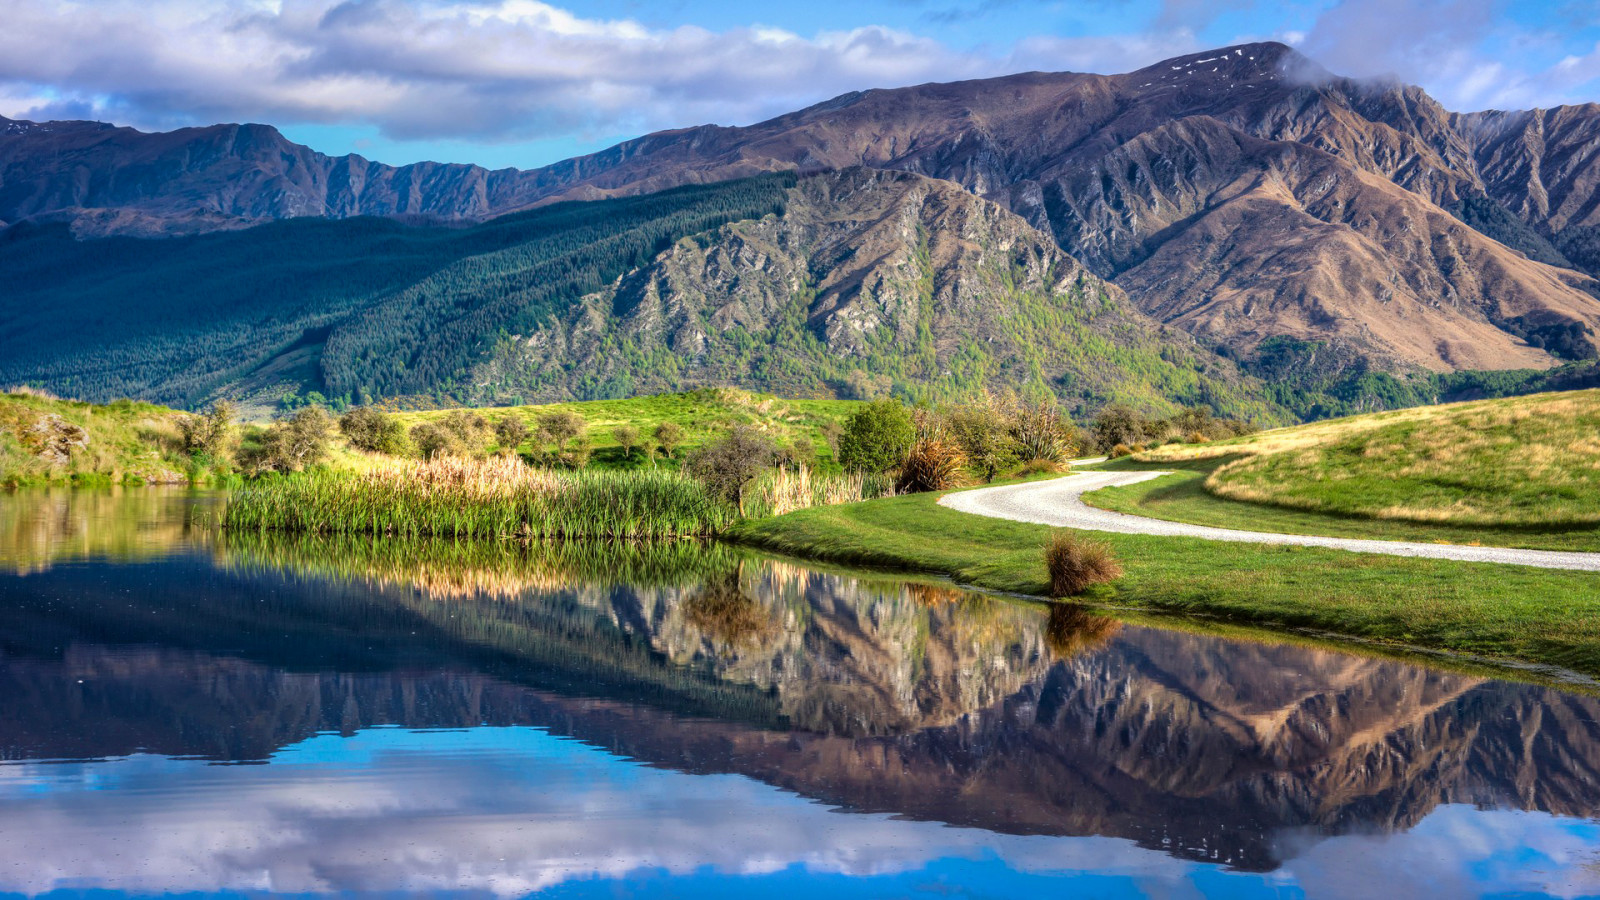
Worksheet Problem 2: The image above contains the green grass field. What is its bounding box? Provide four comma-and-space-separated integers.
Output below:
731, 487, 1600, 675
396, 388, 859, 468
0, 390, 196, 486
1085, 389, 1600, 550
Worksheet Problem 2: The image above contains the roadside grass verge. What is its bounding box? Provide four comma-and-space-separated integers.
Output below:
1089, 456, 1600, 552
729, 488, 1600, 675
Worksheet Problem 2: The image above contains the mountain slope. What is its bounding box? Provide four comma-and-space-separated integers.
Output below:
8, 42, 1600, 388
0, 169, 1275, 419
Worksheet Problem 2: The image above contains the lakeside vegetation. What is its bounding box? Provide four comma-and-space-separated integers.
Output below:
1087, 390, 1600, 551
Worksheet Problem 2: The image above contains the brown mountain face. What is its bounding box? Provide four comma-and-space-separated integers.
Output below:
6, 42, 1600, 377
479, 168, 1263, 414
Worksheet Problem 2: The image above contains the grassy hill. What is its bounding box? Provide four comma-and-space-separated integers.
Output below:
1089, 390, 1600, 550
0, 389, 192, 487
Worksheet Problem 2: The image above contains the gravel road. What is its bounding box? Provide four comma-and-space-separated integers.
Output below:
937, 470, 1600, 572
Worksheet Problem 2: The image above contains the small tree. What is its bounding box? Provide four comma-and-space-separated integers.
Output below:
340, 406, 408, 455
653, 421, 685, 459
613, 424, 643, 461
1092, 404, 1148, 454
538, 411, 585, 454
687, 426, 779, 507
838, 399, 915, 473
493, 415, 530, 453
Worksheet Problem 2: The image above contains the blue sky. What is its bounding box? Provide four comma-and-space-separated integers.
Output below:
2, 0, 1597, 170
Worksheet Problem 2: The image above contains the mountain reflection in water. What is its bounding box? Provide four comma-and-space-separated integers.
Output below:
0, 489, 1598, 897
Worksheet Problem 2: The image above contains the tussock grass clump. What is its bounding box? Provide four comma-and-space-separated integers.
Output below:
224, 454, 732, 539
1044, 531, 1123, 597
897, 439, 968, 493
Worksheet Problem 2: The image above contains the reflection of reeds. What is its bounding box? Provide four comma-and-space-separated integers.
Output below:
224, 455, 732, 539
215, 530, 744, 600
0, 488, 202, 574
1044, 603, 1122, 659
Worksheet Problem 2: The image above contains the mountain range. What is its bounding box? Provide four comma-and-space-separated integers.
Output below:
4, 41, 1600, 414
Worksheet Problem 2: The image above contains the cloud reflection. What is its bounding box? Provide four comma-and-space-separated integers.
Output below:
0, 726, 1595, 897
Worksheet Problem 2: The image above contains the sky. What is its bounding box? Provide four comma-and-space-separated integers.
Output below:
2, 0, 1598, 170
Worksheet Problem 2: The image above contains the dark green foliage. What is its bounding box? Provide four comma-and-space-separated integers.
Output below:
686, 426, 779, 506
1452, 196, 1571, 267
339, 407, 409, 455
1499, 315, 1597, 361
0, 174, 795, 408
1557, 225, 1600, 278
838, 399, 915, 473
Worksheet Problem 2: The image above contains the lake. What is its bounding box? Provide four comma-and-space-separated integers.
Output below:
2, 488, 1598, 897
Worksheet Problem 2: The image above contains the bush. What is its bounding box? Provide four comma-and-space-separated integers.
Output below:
340, 407, 408, 455
1110, 443, 1133, 458
244, 407, 332, 474
410, 422, 463, 459
1013, 458, 1065, 477
946, 404, 1017, 482
1092, 404, 1149, 454
178, 400, 236, 459
653, 421, 685, 458
440, 410, 489, 453
493, 415, 530, 453
838, 399, 915, 473
1044, 532, 1123, 597
897, 439, 967, 493
687, 425, 778, 507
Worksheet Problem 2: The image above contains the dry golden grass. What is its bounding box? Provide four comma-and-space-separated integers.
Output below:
1138, 390, 1600, 527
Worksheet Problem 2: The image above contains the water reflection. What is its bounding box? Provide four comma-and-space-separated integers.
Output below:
1, 489, 1599, 896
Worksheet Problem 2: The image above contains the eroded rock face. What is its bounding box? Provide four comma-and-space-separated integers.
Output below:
25, 414, 88, 464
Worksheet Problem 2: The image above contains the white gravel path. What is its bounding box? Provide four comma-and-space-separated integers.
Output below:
937, 470, 1600, 572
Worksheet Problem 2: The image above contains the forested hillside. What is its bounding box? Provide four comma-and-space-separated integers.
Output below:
1, 169, 1289, 421
0, 175, 795, 408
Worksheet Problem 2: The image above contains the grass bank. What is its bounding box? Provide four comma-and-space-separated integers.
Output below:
225, 455, 733, 539
1088, 457, 1600, 552
1, 390, 194, 486
729, 488, 1600, 675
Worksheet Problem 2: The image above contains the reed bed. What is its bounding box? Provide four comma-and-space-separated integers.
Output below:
743, 465, 895, 519
224, 455, 733, 539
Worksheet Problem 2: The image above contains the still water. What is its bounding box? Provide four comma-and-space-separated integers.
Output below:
2, 488, 1599, 898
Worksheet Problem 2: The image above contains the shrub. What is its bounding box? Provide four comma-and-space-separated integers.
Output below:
1013, 458, 1065, 477
244, 407, 332, 474
1092, 404, 1150, 454
410, 422, 463, 459
1044, 532, 1123, 597
1186, 430, 1211, 444
838, 399, 915, 473
1110, 443, 1133, 458
493, 415, 530, 453
440, 410, 489, 453
178, 400, 236, 459
897, 438, 967, 493
687, 425, 778, 507
340, 407, 408, 455
613, 424, 643, 461
946, 404, 1017, 482
653, 421, 685, 458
